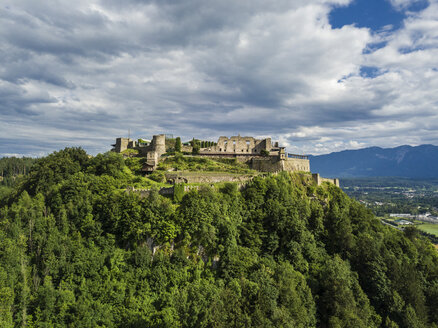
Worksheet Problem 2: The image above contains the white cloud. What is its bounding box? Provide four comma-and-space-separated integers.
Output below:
388, 0, 428, 11
0, 0, 437, 156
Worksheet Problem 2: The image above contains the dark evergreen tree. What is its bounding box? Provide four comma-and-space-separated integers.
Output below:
175, 137, 182, 152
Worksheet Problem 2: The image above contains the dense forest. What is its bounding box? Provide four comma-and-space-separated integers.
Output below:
0, 157, 36, 187
0, 148, 437, 327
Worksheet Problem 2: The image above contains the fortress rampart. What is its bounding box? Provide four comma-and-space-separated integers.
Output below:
312, 173, 340, 187
112, 134, 166, 172
206, 136, 273, 154
112, 133, 337, 187
112, 134, 311, 174
165, 172, 254, 184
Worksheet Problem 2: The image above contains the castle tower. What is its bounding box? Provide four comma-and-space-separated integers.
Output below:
113, 137, 132, 153
152, 134, 166, 157
278, 147, 286, 160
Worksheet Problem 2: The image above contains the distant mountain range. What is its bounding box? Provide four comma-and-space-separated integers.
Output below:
309, 144, 438, 178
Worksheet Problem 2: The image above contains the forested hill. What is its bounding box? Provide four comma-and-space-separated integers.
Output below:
310, 144, 438, 178
1, 148, 437, 327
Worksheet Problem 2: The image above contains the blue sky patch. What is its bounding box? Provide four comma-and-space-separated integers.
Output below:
329, 0, 429, 32
363, 41, 388, 54
360, 66, 381, 78
399, 46, 425, 54
406, 0, 431, 12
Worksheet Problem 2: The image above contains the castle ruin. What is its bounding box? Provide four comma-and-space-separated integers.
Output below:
112, 134, 311, 174
196, 135, 311, 173
112, 134, 166, 173
112, 134, 339, 187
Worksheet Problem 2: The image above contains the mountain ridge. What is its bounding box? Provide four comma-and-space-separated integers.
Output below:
309, 144, 438, 178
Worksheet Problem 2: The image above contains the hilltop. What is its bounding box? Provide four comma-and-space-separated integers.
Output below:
0, 148, 437, 327
112, 133, 338, 192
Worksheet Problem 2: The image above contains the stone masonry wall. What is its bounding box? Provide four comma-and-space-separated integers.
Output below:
165, 173, 254, 184
197, 153, 264, 163
114, 138, 132, 153
282, 158, 310, 172
312, 173, 340, 187
211, 136, 271, 154
251, 157, 283, 172
251, 157, 310, 173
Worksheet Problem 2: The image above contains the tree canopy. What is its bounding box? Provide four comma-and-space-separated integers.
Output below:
0, 148, 437, 327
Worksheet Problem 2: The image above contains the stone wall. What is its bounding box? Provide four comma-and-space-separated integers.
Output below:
127, 172, 339, 200
114, 138, 133, 153
113, 134, 314, 176
151, 134, 166, 156
251, 157, 310, 173
126, 186, 174, 198
210, 136, 272, 154
197, 153, 264, 163
127, 180, 251, 199
251, 157, 283, 172
133, 135, 167, 171
137, 135, 166, 156
282, 158, 310, 172
312, 173, 340, 187
114, 134, 166, 158
254, 138, 272, 153
165, 172, 254, 184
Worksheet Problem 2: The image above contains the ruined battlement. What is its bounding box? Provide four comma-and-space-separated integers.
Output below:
112, 134, 310, 174
312, 173, 340, 187
111, 134, 336, 186
111, 134, 166, 172
204, 135, 273, 155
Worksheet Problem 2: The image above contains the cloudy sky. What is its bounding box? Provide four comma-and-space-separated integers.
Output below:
1, 0, 437, 156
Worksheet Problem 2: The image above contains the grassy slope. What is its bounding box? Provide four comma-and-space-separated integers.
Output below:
158, 155, 256, 174
124, 154, 258, 188
417, 224, 438, 237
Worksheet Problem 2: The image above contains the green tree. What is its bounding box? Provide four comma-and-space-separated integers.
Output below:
317, 255, 380, 328
175, 137, 182, 152
260, 149, 270, 157
87, 152, 126, 178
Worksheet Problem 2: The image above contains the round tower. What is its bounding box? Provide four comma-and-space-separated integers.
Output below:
153, 134, 166, 156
